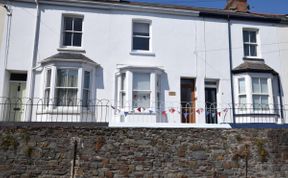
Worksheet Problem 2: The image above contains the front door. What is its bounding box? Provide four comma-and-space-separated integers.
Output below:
181, 79, 195, 123
8, 82, 27, 121
205, 87, 217, 124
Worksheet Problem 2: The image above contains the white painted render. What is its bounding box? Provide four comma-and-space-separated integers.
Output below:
0, 7, 5, 48
0, 1, 287, 126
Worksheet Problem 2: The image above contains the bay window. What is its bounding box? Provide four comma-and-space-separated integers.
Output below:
117, 67, 163, 112
235, 74, 273, 113
43, 67, 93, 108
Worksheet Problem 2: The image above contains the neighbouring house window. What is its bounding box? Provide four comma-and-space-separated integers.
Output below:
82, 71, 91, 107
243, 29, 258, 57
44, 69, 51, 106
133, 73, 151, 108
63, 16, 83, 47
235, 75, 272, 113
238, 78, 246, 110
56, 69, 78, 106
120, 73, 126, 108
132, 22, 150, 51
252, 77, 269, 110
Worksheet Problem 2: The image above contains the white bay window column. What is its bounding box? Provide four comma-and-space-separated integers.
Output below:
150, 72, 156, 109
50, 66, 57, 106
126, 70, 133, 109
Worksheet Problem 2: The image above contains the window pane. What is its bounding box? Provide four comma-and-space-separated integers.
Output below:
84, 71, 90, 89
63, 32, 72, 46
64, 17, 73, 30
44, 89, 50, 106
239, 96, 246, 104
250, 45, 257, 56
260, 78, 268, 93
243, 31, 249, 42
57, 69, 67, 87
133, 22, 149, 36
261, 96, 269, 110
121, 73, 126, 90
133, 73, 150, 90
252, 78, 260, 93
133, 37, 149, 50
67, 89, 77, 105
238, 78, 245, 94
120, 92, 126, 108
73, 33, 82, 47
74, 18, 83, 31
253, 95, 261, 110
68, 69, 78, 87
133, 91, 150, 108
250, 31, 257, 43
82, 90, 89, 107
46, 70, 51, 88
56, 88, 66, 106
244, 44, 250, 56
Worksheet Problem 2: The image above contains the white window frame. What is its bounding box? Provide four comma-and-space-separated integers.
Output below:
234, 73, 274, 114
243, 28, 261, 58
44, 68, 52, 107
131, 19, 153, 54
238, 78, 247, 110
132, 72, 151, 109
55, 68, 79, 106
116, 68, 162, 113
42, 65, 94, 112
61, 14, 84, 49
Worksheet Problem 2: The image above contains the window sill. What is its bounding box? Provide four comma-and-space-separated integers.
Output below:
130, 51, 155, 57
58, 47, 86, 53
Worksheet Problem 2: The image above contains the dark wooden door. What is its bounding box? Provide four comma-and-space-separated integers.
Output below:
181, 79, 195, 123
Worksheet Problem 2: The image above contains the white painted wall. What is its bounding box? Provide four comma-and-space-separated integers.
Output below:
0, 1, 287, 125
0, 7, 6, 48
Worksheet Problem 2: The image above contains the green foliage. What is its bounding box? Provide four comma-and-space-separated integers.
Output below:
0, 134, 18, 151
25, 146, 33, 158
255, 139, 268, 162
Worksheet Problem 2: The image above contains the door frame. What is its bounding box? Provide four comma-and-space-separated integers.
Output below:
205, 81, 218, 124
180, 78, 196, 123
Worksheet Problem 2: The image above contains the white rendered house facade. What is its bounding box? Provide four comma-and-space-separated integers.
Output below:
0, 0, 287, 126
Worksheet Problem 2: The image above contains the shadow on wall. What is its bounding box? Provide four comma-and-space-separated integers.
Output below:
95, 66, 104, 90
157, 72, 170, 123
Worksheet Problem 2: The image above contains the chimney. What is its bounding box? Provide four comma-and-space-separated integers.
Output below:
225, 0, 249, 12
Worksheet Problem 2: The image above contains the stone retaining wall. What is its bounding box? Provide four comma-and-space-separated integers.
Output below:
0, 126, 287, 177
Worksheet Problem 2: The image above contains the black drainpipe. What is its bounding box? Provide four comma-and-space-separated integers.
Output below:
276, 74, 284, 121
227, 15, 236, 123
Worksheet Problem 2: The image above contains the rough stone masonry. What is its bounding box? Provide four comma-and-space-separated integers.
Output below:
0, 125, 287, 178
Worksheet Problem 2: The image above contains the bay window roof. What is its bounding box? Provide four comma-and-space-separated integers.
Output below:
41, 52, 98, 66
232, 61, 277, 75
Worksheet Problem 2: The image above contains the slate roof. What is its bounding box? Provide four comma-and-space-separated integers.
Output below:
15, 0, 288, 23
41, 52, 98, 65
232, 61, 278, 75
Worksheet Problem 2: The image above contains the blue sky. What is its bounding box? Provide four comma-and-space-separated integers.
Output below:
131, 0, 288, 15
